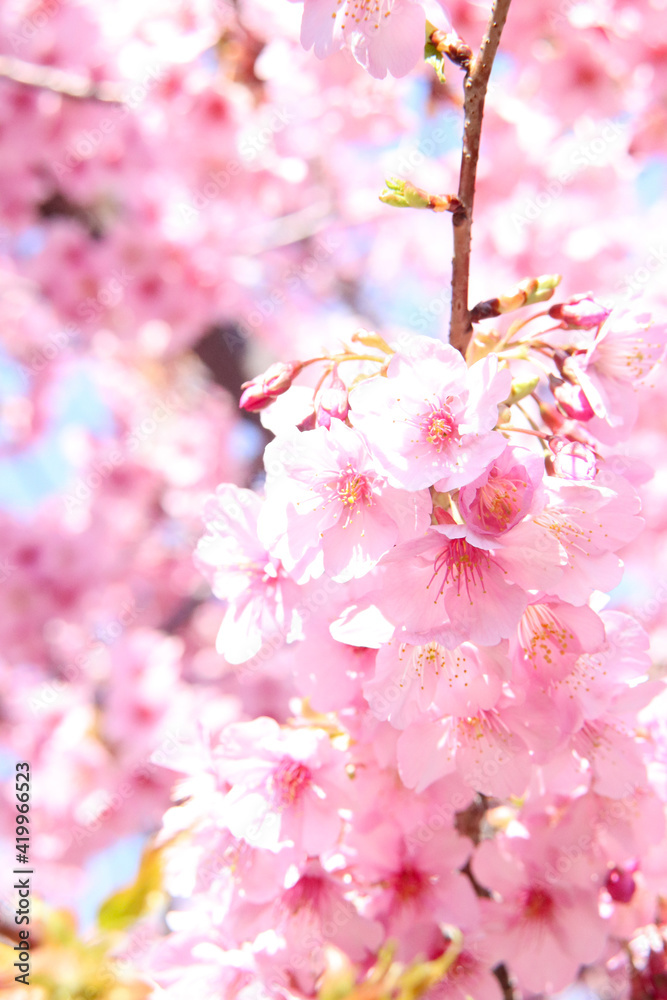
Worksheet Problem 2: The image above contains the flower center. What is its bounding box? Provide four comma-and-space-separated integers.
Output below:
283, 874, 325, 913
521, 886, 555, 922
537, 509, 591, 564
476, 470, 524, 532
392, 865, 426, 902
395, 641, 446, 691
592, 321, 660, 381
271, 756, 312, 807
428, 537, 490, 603
518, 604, 575, 668
336, 469, 372, 508
421, 400, 459, 452
334, 0, 391, 32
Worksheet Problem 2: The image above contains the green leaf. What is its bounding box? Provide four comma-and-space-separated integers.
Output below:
97, 845, 164, 933
424, 41, 447, 83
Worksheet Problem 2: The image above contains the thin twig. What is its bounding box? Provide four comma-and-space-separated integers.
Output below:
493, 963, 516, 1000
0, 54, 124, 103
449, 0, 513, 356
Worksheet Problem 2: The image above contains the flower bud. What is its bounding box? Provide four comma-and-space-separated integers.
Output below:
605, 866, 636, 904
239, 361, 303, 412
379, 177, 462, 213
549, 293, 611, 330
470, 275, 561, 322
499, 274, 561, 312
505, 374, 540, 406
549, 437, 597, 480
317, 368, 349, 427
538, 400, 566, 433
296, 410, 317, 432
551, 377, 595, 421
432, 506, 455, 526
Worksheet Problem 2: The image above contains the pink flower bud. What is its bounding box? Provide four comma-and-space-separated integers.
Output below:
605, 866, 636, 904
432, 506, 455, 525
549, 293, 611, 330
296, 410, 317, 432
239, 361, 303, 412
538, 400, 566, 433
552, 379, 595, 420
549, 437, 597, 480
316, 368, 349, 427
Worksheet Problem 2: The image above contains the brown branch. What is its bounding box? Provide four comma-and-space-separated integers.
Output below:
0, 54, 124, 103
493, 963, 516, 1000
449, 0, 513, 357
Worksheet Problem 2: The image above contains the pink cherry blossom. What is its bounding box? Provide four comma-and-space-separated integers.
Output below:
531, 474, 643, 605
566, 304, 667, 442
4, 0, 667, 995
197, 485, 302, 664
296, 0, 432, 79
397, 707, 532, 798
349, 820, 480, 958
349, 336, 512, 493
513, 599, 606, 681
363, 639, 505, 729
260, 421, 431, 582
213, 717, 350, 854
423, 931, 504, 1000
457, 445, 544, 537
472, 831, 609, 995
361, 519, 563, 648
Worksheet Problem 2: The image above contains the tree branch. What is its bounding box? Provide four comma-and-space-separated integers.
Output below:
493, 963, 516, 1000
449, 0, 513, 356
0, 55, 124, 103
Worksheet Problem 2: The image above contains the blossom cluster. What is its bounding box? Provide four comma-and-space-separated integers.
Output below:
3, 0, 667, 995
152, 296, 667, 998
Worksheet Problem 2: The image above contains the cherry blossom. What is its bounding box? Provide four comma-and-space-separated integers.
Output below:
457, 445, 544, 538
3, 0, 667, 996
259, 420, 431, 582
349, 336, 512, 493
294, 0, 436, 79
472, 829, 609, 995
196, 485, 302, 664
213, 717, 351, 855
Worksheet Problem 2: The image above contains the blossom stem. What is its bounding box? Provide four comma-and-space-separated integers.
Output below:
515, 401, 541, 432
333, 353, 388, 364
501, 425, 551, 440
301, 352, 385, 369
449, 0, 514, 357
496, 310, 551, 349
